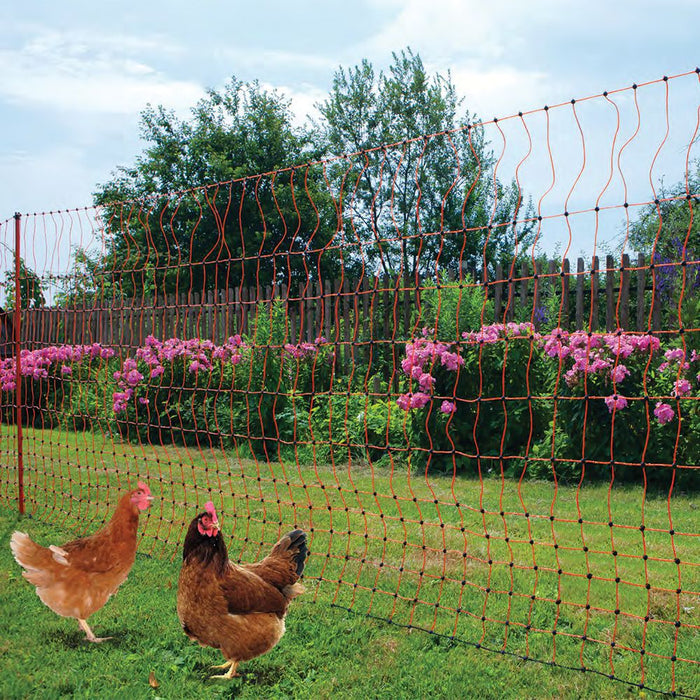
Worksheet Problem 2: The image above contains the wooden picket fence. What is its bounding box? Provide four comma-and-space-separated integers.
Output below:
17, 253, 689, 350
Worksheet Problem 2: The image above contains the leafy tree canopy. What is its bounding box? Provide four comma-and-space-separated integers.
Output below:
86, 50, 537, 305
93, 78, 342, 299
625, 162, 700, 332
2, 257, 45, 310
314, 48, 536, 279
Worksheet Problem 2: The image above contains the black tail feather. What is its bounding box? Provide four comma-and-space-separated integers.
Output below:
286, 529, 307, 577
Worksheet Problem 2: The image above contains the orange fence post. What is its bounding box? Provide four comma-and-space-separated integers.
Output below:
13, 212, 24, 515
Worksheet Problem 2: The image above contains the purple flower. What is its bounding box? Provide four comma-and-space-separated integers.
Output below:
654, 402, 675, 424
396, 394, 411, 411
610, 364, 630, 383
60, 365, 72, 375
418, 372, 435, 392
440, 400, 456, 414
440, 351, 464, 371
125, 369, 144, 386
604, 394, 628, 413
150, 366, 165, 379
410, 392, 431, 409
665, 348, 685, 362
673, 379, 692, 397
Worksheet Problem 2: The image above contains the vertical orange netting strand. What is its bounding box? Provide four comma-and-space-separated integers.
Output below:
319, 157, 353, 602
412, 134, 445, 632
175, 193, 206, 552
434, 129, 466, 637
468, 118, 496, 649
267, 170, 297, 540
164, 195, 191, 551
326, 155, 353, 606
235, 178, 257, 562
249, 174, 273, 561
603, 91, 623, 679
440, 129, 473, 641
537, 103, 566, 664
647, 77, 676, 694
306, 160, 340, 595
509, 111, 540, 662
298, 161, 336, 595
0, 218, 11, 507
280, 168, 307, 545
346, 214, 371, 612
612, 83, 643, 679
490, 118, 518, 651
665, 75, 688, 695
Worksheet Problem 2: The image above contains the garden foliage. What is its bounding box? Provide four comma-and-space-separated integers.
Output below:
2, 306, 699, 489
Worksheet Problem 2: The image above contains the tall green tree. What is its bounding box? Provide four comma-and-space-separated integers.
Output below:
92, 78, 342, 300
314, 49, 535, 280
2, 257, 45, 309
628, 165, 700, 257
626, 164, 700, 331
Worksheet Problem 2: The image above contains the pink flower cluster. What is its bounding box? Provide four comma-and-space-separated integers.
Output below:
397, 324, 699, 426
283, 336, 328, 360
462, 321, 536, 345
112, 335, 246, 413
537, 330, 700, 423
397, 333, 465, 413
0, 343, 115, 392
538, 329, 661, 390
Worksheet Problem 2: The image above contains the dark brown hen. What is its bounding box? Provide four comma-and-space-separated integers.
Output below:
177, 501, 307, 678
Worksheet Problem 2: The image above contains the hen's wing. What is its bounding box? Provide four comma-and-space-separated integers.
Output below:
219, 565, 289, 615
58, 533, 135, 574
243, 529, 307, 590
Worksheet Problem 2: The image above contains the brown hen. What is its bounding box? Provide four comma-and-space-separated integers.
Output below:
10, 481, 153, 642
177, 502, 307, 679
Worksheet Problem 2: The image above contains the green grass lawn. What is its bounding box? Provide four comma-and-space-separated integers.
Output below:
0, 425, 698, 698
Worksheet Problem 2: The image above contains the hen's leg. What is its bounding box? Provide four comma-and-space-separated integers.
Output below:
211, 660, 240, 679
78, 619, 112, 643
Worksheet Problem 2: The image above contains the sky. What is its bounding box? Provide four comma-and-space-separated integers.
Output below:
1, 0, 699, 258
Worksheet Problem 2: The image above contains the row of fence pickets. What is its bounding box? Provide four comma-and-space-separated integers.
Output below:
19, 254, 694, 350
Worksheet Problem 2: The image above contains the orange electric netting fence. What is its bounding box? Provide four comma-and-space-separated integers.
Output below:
1, 70, 699, 696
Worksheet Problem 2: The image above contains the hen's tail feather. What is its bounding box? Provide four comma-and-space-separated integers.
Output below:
285, 529, 307, 577
10, 531, 58, 586
10, 531, 46, 570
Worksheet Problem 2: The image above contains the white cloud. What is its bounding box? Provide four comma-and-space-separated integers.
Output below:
356, 0, 563, 123
218, 47, 337, 77
0, 28, 204, 116
364, 0, 507, 62
448, 64, 555, 122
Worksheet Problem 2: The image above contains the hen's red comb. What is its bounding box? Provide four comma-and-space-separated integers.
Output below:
204, 501, 217, 518
137, 480, 151, 495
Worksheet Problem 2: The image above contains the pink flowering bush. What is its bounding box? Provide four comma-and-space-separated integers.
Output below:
112, 300, 334, 455
530, 331, 700, 485
396, 325, 700, 485
111, 334, 249, 446
395, 323, 549, 472
0, 343, 116, 428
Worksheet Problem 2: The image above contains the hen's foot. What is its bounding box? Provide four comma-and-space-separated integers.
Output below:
78, 619, 112, 643
211, 660, 240, 679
